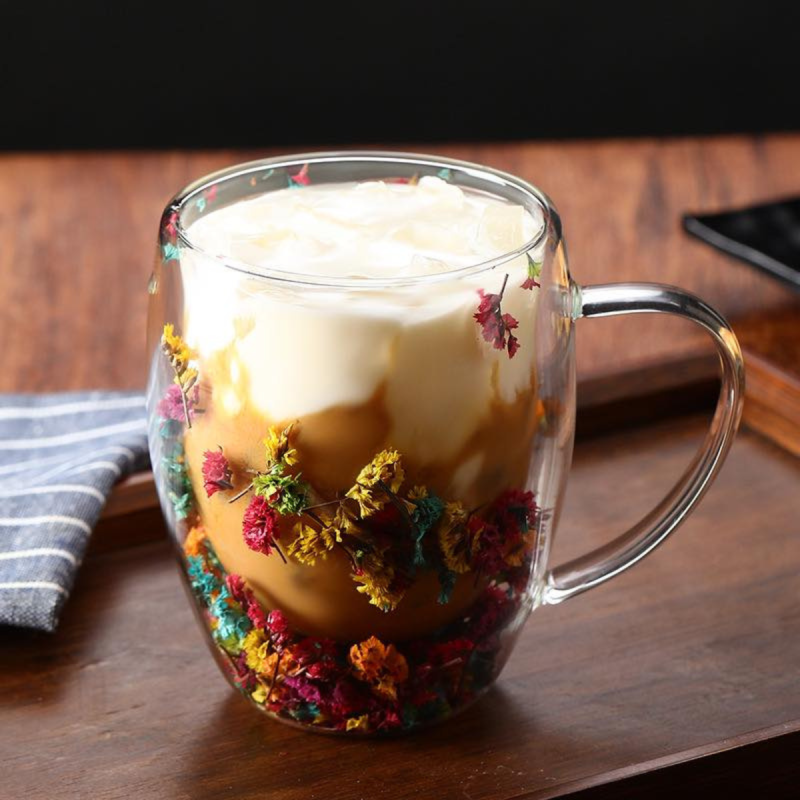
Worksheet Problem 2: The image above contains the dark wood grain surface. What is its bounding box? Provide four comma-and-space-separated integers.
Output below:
2, 417, 799, 799
1, 136, 799, 394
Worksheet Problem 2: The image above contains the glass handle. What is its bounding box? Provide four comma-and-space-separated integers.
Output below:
543, 283, 745, 604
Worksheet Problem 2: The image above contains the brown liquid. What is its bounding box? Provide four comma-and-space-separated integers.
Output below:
184, 349, 539, 643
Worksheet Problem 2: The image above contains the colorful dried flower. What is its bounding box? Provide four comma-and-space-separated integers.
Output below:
288, 163, 310, 187
468, 517, 506, 574
161, 324, 199, 426
161, 242, 180, 262
252, 465, 308, 516
287, 522, 338, 566
183, 526, 206, 557
345, 715, 370, 732
169, 490, 192, 520
242, 495, 283, 559
438, 501, 471, 573
349, 636, 409, 701
473, 274, 520, 359
242, 628, 276, 675
265, 609, 293, 649
521, 253, 542, 290
202, 448, 233, 497
346, 449, 405, 517
164, 210, 179, 239
264, 424, 298, 467
352, 551, 404, 612
410, 492, 444, 568
157, 383, 199, 423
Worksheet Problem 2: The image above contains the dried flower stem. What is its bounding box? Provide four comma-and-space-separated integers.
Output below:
229, 481, 254, 504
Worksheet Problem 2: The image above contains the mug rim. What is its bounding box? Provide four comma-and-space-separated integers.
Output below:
170, 150, 558, 289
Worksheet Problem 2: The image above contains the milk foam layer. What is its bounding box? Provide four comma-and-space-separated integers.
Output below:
181, 177, 544, 465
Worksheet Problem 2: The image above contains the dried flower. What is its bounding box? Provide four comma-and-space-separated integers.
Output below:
345, 715, 370, 732
252, 465, 308, 516
352, 551, 404, 612
287, 521, 338, 566
473, 274, 520, 359
161, 324, 199, 426
161, 242, 180, 262
438, 502, 471, 573
169, 490, 192, 520
242, 495, 283, 558
469, 518, 505, 574
157, 383, 198, 423
164, 210, 179, 239
288, 163, 310, 187
410, 492, 444, 567
521, 253, 542, 290
202, 449, 233, 497
349, 636, 409, 700
242, 628, 275, 675
264, 424, 298, 467
183, 526, 206, 557
346, 449, 405, 517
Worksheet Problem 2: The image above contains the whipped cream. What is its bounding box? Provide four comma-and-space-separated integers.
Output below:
181, 177, 544, 463
187, 176, 540, 279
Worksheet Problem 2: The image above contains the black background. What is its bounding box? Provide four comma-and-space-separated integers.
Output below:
2, 0, 799, 149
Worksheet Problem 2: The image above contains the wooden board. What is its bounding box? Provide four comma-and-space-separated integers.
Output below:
3, 417, 800, 799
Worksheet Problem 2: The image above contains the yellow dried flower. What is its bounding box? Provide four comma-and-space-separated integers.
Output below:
287, 522, 337, 566
346, 449, 405, 518
438, 501, 471, 573
161, 323, 192, 366
504, 531, 536, 567
264, 423, 298, 467
242, 628, 275, 675
349, 635, 409, 700
345, 715, 370, 732
251, 683, 268, 704
407, 485, 428, 501
352, 552, 404, 612
160, 324, 198, 426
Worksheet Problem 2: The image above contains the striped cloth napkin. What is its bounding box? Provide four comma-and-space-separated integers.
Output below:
0, 392, 150, 632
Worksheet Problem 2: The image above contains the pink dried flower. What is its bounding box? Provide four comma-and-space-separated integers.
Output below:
157, 383, 198, 422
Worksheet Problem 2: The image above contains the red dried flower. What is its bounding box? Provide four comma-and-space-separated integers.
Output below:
469, 518, 506, 574
521, 254, 542, 290
474, 274, 520, 359
164, 210, 179, 239
202, 449, 233, 497
492, 489, 537, 532
246, 597, 268, 630
242, 496, 281, 556
266, 609, 292, 648
225, 573, 247, 603
289, 163, 310, 186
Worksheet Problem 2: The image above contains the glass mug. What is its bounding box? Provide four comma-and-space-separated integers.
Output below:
146, 152, 744, 735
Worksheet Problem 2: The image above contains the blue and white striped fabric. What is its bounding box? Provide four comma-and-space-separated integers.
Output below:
0, 392, 149, 632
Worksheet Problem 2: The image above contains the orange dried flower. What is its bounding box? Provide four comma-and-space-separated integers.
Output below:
349, 635, 409, 700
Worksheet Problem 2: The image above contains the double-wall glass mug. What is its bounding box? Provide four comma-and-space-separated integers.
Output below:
146, 153, 744, 735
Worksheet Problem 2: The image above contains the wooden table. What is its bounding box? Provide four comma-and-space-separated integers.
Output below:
2, 138, 800, 798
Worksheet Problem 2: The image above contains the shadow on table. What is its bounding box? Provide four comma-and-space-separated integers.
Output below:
172, 684, 587, 799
